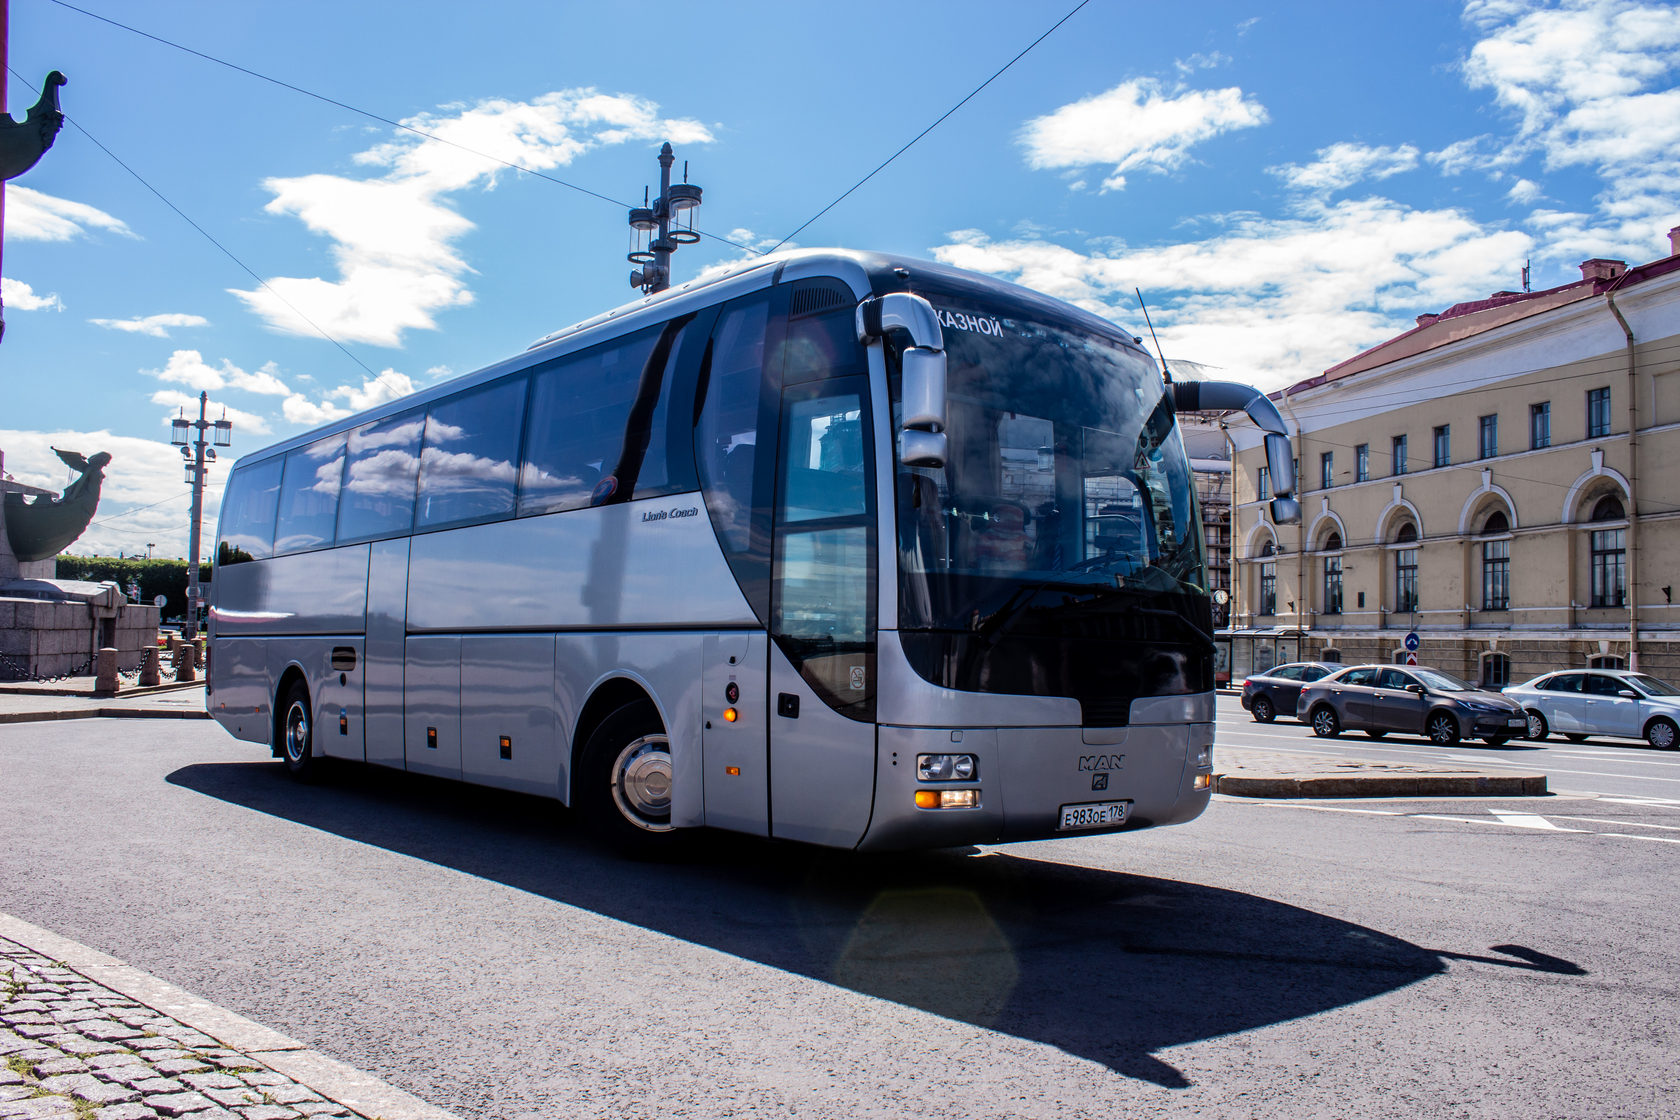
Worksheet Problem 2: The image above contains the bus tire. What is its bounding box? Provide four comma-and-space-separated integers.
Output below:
580, 701, 678, 855
278, 680, 323, 782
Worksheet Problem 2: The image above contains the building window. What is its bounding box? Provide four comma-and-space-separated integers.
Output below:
1258, 465, 1270, 501
1481, 653, 1511, 688
1355, 443, 1369, 482
1590, 528, 1626, 607
1320, 451, 1333, 490
1393, 522, 1418, 613
1433, 424, 1451, 468
1589, 654, 1626, 670
1392, 434, 1408, 476
1482, 539, 1510, 610
1478, 414, 1497, 460
1323, 555, 1343, 615
1530, 402, 1550, 449
1320, 648, 1343, 663
1587, 387, 1611, 438
1259, 540, 1277, 617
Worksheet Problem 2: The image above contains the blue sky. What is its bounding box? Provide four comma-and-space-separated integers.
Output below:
3, 0, 1677, 557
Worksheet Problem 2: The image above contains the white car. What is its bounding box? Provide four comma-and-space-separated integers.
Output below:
1502, 669, 1680, 750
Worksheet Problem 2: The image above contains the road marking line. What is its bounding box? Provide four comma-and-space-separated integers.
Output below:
1411, 814, 1588, 832
1548, 815, 1680, 832
1258, 804, 1402, 816
1599, 795, 1680, 806
1487, 810, 1568, 829
1597, 833, 1680, 845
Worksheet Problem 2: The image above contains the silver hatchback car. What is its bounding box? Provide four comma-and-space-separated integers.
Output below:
1502, 669, 1680, 750
1296, 664, 1528, 745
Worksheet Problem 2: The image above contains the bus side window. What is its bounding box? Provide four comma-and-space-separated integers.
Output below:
337, 413, 424, 543
216, 457, 282, 565
273, 434, 345, 554
416, 376, 527, 530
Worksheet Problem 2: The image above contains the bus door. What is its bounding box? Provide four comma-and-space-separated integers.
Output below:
767, 376, 877, 848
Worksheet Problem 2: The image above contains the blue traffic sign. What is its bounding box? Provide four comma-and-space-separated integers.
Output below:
1404, 631, 1420, 652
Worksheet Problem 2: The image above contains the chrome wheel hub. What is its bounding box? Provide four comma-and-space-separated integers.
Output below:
611, 735, 674, 832
1527, 713, 1544, 738
1652, 722, 1676, 750
284, 701, 309, 763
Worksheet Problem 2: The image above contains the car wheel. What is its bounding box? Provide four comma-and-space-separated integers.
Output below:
580, 700, 680, 856
1427, 711, 1460, 746
1647, 717, 1679, 751
278, 679, 322, 781
1484, 736, 1510, 747
1565, 734, 1589, 743
1524, 710, 1549, 741
1365, 729, 1387, 739
1310, 705, 1341, 738
1251, 695, 1275, 723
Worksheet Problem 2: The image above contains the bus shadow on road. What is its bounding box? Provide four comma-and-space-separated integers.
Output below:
171, 759, 1451, 1088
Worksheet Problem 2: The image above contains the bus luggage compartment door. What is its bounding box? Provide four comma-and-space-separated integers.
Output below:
702, 633, 768, 836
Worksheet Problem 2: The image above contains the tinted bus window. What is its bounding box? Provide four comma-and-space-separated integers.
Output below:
273, 435, 345, 554
337, 413, 423, 542
520, 322, 686, 515
215, 457, 282, 564
416, 377, 527, 530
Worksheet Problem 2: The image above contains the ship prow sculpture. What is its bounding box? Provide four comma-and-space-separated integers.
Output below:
3, 447, 111, 562
0, 70, 67, 181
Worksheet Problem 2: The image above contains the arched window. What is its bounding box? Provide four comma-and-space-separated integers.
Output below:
1392, 522, 1419, 612
1480, 510, 1510, 610
1321, 531, 1343, 615
1394, 521, 1418, 543
1258, 539, 1277, 616
1587, 496, 1626, 608
1323, 531, 1343, 551
1481, 652, 1511, 688
1589, 654, 1626, 670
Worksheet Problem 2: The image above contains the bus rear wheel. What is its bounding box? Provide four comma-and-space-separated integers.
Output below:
278, 680, 323, 781
581, 701, 679, 855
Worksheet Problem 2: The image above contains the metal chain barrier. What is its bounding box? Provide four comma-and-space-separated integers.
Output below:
0, 648, 95, 683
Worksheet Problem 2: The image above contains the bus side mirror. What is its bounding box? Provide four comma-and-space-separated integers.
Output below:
1170, 380, 1300, 523
859, 293, 947, 469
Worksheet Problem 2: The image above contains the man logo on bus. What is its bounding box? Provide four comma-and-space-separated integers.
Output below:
1091, 773, 1109, 791
1078, 754, 1124, 771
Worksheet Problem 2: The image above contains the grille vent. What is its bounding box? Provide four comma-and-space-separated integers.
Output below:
1080, 698, 1133, 728
789, 282, 849, 319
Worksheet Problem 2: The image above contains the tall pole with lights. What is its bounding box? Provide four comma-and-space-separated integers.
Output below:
627, 143, 702, 295
171, 391, 231, 640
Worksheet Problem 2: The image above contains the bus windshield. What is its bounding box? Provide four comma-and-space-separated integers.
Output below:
896, 288, 1207, 636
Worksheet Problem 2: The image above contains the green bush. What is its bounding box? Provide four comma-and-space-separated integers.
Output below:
52, 556, 212, 621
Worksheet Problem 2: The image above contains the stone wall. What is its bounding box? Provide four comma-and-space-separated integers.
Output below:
0, 592, 162, 680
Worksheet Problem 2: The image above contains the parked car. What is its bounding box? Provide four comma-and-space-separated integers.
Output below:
1502, 669, 1680, 750
1296, 664, 1528, 745
1240, 662, 1339, 722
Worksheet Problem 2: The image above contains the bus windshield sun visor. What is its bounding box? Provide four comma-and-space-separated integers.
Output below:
1171, 380, 1300, 523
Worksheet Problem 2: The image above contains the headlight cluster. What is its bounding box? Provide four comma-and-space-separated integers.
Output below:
917, 753, 976, 781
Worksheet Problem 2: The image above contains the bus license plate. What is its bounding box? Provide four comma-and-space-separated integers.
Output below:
1058, 801, 1129, 831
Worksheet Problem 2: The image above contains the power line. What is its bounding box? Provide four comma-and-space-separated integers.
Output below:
765, 0, 1092, 254
43, 0, 760, 254
87, 490, 189, 528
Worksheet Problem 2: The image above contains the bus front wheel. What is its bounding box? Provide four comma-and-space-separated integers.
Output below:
278, 680, 323, 781
581, 701, 677, 854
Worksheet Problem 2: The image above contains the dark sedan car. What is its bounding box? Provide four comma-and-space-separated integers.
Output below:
1296, 664, 1528, 745
1240, 661, 1339, 722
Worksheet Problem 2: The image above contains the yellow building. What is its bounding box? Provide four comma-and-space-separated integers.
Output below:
1227, 232, 1680, 686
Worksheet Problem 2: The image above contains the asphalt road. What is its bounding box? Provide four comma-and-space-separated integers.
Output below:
2, 717, 1677, 1119
1217, 692, 1680, 800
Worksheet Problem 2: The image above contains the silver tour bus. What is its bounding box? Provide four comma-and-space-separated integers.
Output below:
206, 249, 1298, 852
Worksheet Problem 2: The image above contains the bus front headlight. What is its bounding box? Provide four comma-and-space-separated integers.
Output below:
917, 753, 976, 781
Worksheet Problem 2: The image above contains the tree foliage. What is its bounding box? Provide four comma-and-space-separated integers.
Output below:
52, 556, 210, 621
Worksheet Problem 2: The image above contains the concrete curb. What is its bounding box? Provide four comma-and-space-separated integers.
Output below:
0, 912, 464, 1120
0, 706, 212, 724
0, 678, 205, 698
1214, 771, 1548, 798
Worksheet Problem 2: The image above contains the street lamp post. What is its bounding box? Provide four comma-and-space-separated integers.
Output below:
171, 390, 232, 640
627, 143, 702, 295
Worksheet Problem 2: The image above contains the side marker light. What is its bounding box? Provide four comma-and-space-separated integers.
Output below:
1193, 773, 1212, 791
726, 766, 741, 776
723, 707, 739, 723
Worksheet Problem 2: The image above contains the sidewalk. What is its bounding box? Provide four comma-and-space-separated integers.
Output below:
0, 914, 460, 1120
1214, 744, 1547, 798
0, 679, 211, 725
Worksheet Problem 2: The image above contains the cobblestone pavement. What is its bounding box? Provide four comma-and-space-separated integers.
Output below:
0, 938, 356, 1120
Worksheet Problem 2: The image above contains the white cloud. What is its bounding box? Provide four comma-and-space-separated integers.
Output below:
231, 89, 713, 347
1506, 177, 1544, 204
1174, 52, 1232, 76
281, 369, 417, 429
150, 390, 272, 436
145, 349, 291, 396
0, 427, 223, 559
1459, 0, 1680, 256
1, 278, 63, 312
931, 198, 1532, 389
281, 395, 350, 427
90, 313, 209, 338
1271, 142, 1420, 195
1020, 78, 1268, 191
4, 186, 133, 241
